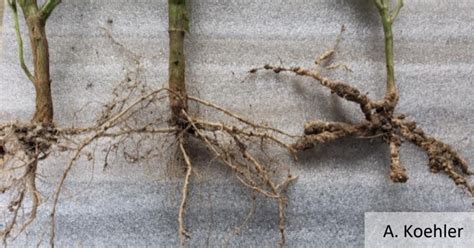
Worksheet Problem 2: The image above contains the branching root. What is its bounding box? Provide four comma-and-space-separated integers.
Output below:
250, 47, 472, 194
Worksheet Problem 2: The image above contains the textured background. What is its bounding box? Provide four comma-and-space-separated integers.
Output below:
1, 0, 473, 247
0, 0, 3, 53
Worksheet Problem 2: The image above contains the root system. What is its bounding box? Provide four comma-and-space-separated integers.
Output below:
0, 0, 472, 247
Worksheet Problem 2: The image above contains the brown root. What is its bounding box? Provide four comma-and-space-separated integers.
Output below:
1, 83, 298, 247
251, 47, 472, 195
180, 109, 297, 246
389, 134, 408, 183
0, 122, 57, 243
396, 118, 473, 194
178, 139, 193, 248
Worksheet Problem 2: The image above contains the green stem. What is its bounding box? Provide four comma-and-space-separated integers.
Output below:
10, 0, 61, 124
374, 0, 403, 107
8, 0, 34, 82
382, 7, 395, 96
168, 0, 189, 127
40, 0, 62, 20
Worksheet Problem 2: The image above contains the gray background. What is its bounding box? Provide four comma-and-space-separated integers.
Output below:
0, 0, 473, 247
